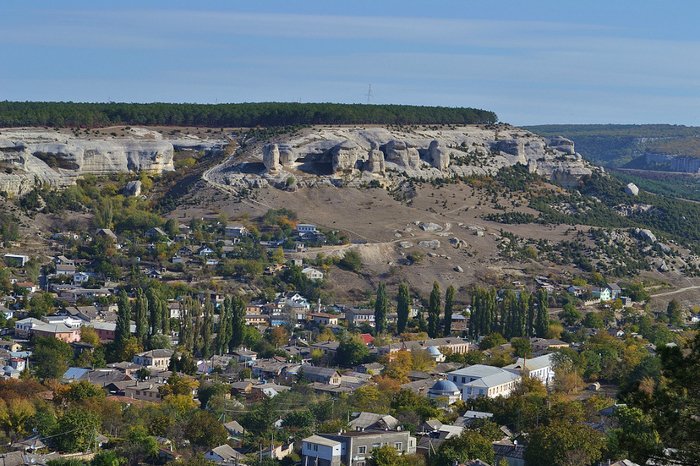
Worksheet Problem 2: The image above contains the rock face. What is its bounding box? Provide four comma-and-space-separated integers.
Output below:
429, 140, 451, 171
263, 144, 281, 172
625, 183, 639, 196
0, 136, 175, 196
278, 144, 296, 166
332, 140, 365, 172
636, 228, 657, 243
365, 145, 385, 174
383, 140, 421, 169
548, 136, 575, 155
123, 180, 142, 197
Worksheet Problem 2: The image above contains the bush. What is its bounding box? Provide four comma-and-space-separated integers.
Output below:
340, 250, 362, 271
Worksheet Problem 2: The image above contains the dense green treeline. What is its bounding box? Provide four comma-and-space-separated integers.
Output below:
0, 101, 498, 128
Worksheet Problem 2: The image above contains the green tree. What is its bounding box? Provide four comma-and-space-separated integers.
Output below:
582, 311, 604, 329
444, 285, 455, 336
229, 296, 245, 351
336, 337, 370, 367
396, 283, 410, 334
33, 336, 73, 379
535, 289, 549, 338
431, 431, 494, 466
428, 282, 441, 338
53, 407, 101, 453
133, 288, 148, 344
375, 282, 388, 334
524, 420, 605, 466
560, 304, 582, 326
666, 299, 683, 326
115, 290, 132, 348
511, 337, 533, 358
340, 250, 362, 271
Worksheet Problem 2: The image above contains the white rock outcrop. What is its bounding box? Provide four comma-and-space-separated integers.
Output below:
625, 183, 639, 196
384, 140, 421, 169
262, 144, 281, 172
123, 180, 142, 197
429, 140, 451, 171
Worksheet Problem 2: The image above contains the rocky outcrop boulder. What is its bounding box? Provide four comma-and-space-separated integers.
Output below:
365, 145, 385, 174
278, 144, 296, 166
263, 144, 281, 172
332, 140, 365, 172
419, 240, 441, 248
383, 140, 420, 169
123, 180, 142, 197
635, 228, 657, 243
625, 183, 639, 196
548, 136, 575, 155
420, 222, 443, 232
429, 140, 450, 171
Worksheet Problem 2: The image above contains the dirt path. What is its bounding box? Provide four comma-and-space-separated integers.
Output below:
649, 284, 700, 298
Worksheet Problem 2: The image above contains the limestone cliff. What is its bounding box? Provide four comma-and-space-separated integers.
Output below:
0, 129, 176, 195
209, 124, 596, 190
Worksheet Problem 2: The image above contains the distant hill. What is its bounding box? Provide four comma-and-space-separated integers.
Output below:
0, 101, 497, 128
525, 124, 700, 168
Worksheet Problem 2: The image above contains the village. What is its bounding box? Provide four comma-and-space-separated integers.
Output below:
0, 212, 695, 466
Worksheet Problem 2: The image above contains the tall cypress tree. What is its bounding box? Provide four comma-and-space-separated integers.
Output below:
216, 297, 231, 355
428, 281, 441, 338
374, 282, 388, 335
161, 299, 170, 335
134, 288, 148, 344
179, 298, 195, 352
147, 287, 160, 336
444, 285, 455, 336
526, 291, 536, 337
229, 296, 245, 350
201, 301, 214, 358
115, 290, 131, 348
536, 288, 549, 337
396, 283, 410, 334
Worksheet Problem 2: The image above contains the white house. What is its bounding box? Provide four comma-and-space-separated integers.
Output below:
301, 267, 324, 280
446, 365, 509, 389
462, 370, 521, 400
296, 224, 317, 233
204, 444, 246, 464
504, 354, 555, 386
302, 435, 342, 466
225, 225, 247, 238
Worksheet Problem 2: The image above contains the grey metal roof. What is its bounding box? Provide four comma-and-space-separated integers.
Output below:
303, 435, 342, 447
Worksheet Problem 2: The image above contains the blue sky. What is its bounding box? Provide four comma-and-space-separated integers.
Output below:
2, 1, 700, 125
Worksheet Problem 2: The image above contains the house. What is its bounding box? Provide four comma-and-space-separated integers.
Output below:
378, 338, 470, 359
54, 255, 75, 266
15, 282, 37, 293
608, 328, 626, 338
225, 225, 247, 238
295, 224, 317, 233
591, 287, 612, 302
123, 381, 164, 402
529, 338, 569, 352
360, 334, 375, 346
493, 440, 526, 466
30, 322, 81, 343
73, 272, 98, 285
223, 420, 244, 437
350, 412, 399, 431
504, 354, 555, 386
95, 228, 118, 241
262, 443, 294, 460
301, 267, 324, 280
14, 318, 41, 338
4, 254, 30, 267
133, 349, 174, 370
178, 246, 193, 257
303, 430, 416, 466
145, 227, 168, 238
197, 245, 215, 256
55, 264, 76, 275
231, 349, 257, 362
300, 366, 341, 385
462, 370, 522, 400
606, 283, 622, 300
447, 365, 517, 390
345, 308, 375, 327
311, 313, 338, 326
204, 443, 246, 462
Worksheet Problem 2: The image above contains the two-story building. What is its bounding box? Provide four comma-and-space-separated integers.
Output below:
133, 349, 174, 370
301, 366, 341, 385
303, 430, 416, 466
504, 354, 555, 386
345, 308, 375, 327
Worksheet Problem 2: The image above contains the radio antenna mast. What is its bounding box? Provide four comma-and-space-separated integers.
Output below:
366, 84, 373, 104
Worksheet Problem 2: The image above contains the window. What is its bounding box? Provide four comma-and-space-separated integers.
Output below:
372, 443, 380, 448
313, 445, 318, 451
358, 446, 366, 454
394, 443, 402, 450
461, 377, 466, 383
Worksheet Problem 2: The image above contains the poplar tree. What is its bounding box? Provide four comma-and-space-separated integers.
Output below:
161, 299, 170, 335
428, 281, 441, 338
179, 298, 195, 352
201, 301, 214, 359
396, 283, 410, 334
115, 290, 131, 348
444, 285, 455, 336
527, 291, 536, 337
134, 288, 149, 344
536, 288, 549, 337
374, 282, 388, 335
229, 296, 245, 350
216, 297, 232, 356
147, 287, 161, 336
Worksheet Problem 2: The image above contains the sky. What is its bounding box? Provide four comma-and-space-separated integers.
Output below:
2, 1, 700, 126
